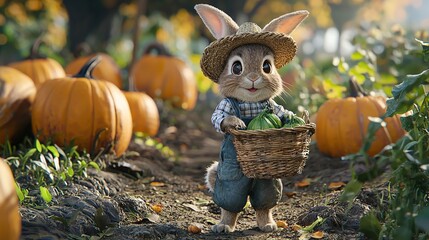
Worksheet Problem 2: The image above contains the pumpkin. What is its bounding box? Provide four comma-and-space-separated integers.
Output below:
0, 159, 21, 240
8, 39, 65, 89
65, 53, 123, 89
130, 42, 197, 110
0, 66, 37, 144
31, 57, 132, 156
123, 91, 160, 137
316, 79, 406, 157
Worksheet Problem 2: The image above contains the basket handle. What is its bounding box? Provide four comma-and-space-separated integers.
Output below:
302, 110, 311, 124
301, 110, 316, 136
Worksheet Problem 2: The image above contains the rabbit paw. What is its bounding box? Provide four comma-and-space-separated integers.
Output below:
212, 223, 235, 233
221, 116, 246, 132
259, 222, 278, 232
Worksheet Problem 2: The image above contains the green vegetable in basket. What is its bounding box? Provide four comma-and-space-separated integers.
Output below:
247, 108, 282, 130
283, 115, 306, 128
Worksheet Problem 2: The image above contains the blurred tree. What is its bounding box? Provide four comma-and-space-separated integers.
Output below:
63, 0, 132, 54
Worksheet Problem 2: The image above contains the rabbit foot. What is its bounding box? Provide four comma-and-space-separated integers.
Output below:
212, 208, 238, 233
212, 223, 234, 233
259, 222, 278, 232
256, 208, 277, 232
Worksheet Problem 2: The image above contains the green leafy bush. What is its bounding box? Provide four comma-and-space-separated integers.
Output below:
343, 39, 429, 239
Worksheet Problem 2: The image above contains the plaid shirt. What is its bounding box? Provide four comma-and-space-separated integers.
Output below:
211, 98, 293, 133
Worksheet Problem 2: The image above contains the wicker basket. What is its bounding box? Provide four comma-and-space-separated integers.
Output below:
229, 114, 316, 179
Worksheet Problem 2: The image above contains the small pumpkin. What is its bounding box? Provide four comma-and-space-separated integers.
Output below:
130, 42, 197, 110
123, 91, 160, 136
0, 159, 21, 240
0, 66, 37, 144
316, 79, 406, 157
31, 57, 132, 156
8, 39, 66, 89
65, 53, 123, 89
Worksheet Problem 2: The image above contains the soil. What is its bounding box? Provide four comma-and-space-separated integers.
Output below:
19, 98, 374, 240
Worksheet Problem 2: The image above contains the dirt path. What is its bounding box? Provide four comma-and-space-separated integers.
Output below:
19, 105, 370, 239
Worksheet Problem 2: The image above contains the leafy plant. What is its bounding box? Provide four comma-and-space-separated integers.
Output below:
1, 137, 101, 205
343, 38, 429, 239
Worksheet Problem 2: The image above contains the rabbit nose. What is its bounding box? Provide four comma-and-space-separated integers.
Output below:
246, 73, 259, 82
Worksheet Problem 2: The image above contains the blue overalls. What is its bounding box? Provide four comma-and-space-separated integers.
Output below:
213, 98, 283, 213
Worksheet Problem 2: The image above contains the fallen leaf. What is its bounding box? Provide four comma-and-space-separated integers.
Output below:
299, 232, 311, 240
285, 191, 297, 198
150, 181, 165, 187
183, 203, 202, 212
133, 213, 160, 224
291, 224, 302, 231
328, 181, 346, 190
197, 184, 207, 190
311, 231, 324, 239
295, 178, 311, 188
187, 223, 202, 234
206, 218, 217, 225
276, 220, 288, 228
194, 198, 210, 205
151, 203, 163, 213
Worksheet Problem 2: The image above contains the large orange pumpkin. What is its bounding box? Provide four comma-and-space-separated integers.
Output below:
130, 43, 197, 110
0, 159, 21, 240
0, 66, 37, 144
8, 40, 65, 89
31, 57, 132, 156
65, 53, 123, 89
123, 91, 160, 137
316, 79, 406, 157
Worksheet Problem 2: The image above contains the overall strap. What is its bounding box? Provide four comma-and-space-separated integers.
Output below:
266, 99, 274, 111
226, 97, 242, 119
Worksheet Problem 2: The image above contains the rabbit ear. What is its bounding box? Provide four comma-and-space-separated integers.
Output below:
195, 4, 239, 39
262, 10, 309, 35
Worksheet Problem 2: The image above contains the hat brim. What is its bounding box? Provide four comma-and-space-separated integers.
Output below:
200, 32, 297, 82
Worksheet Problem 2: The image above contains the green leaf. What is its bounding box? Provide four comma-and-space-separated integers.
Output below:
88, 161, 100, 171
385, 70, 429, 117
67, 167, 74, 177
15, 182, 25, 203
302, 216, 324, 232
35, 139, 42, 153
416, 38, 429, 62
23, 148, 37, 161
359, 212, 381, 239
340, 179, 363, 202
322, 79, 347, 99
40, 186, 52, 203
391, 70, 429, 99
415, 206, 429, 232
55, 144, 67, 158
47, 146, 59, 158
351, 50, 365, 61
400, 114, 414, 132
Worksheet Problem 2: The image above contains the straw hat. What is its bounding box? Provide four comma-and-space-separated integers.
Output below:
200, 22, 297, 82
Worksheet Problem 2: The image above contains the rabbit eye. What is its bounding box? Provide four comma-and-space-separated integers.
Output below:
262, 60, 271, 74
232, 61, 243, 75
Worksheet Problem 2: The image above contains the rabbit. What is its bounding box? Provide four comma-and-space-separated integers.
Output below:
195, 4, 308, 233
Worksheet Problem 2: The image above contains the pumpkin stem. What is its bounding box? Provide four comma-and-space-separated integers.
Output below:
143, 42, 172, 57
348, 77, 368, 97
74, 56, 101, 79
29, 36, 44, 59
